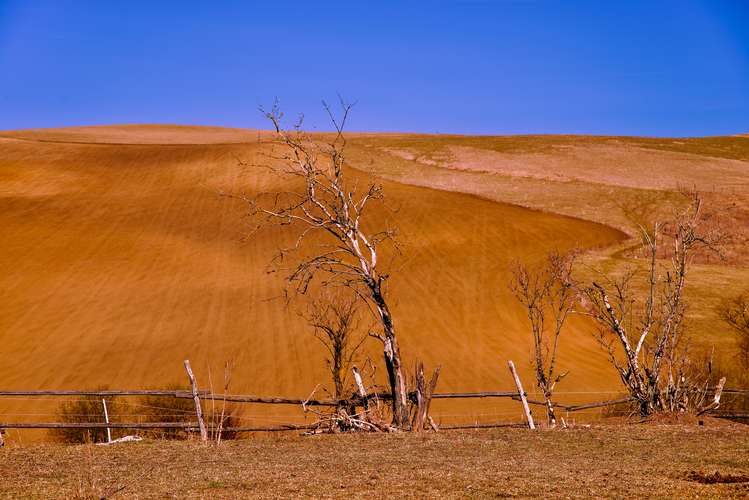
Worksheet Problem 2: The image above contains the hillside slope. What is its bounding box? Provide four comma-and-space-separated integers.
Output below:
0, 126, 626, 433
347, 133, 749, 351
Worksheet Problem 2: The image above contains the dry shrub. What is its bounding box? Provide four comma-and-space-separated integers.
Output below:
50, 389, 126, 444
206, 405, 241, 442
136, 385, 196, 440
51, 384, 242, 444
305, 290, 367, 400
136, 385, 240, 441
719, 292, 749, 369
601, 396, 640, 419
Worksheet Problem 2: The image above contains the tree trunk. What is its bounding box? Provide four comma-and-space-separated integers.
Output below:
413, 362, 441, 432
372, 282, 410, 430
543, 392, 557, 427
332, 351, 344, 401
383, 336, 410, 430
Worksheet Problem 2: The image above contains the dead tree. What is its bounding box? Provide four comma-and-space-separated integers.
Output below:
411, 361, 441, 432
510, 251, 577, 426
244, 98, 411, 429
720, 293, 749, 370
582, 191, 724, 416
306, 291, 367, 400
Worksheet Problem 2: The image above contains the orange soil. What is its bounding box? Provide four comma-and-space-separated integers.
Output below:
0, 126, 629, 436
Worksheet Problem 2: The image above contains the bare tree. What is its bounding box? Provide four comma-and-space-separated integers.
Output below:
720, 293, 749, 369
306, 291, 367, 400
582, 191, 724, 416
510, 251, 577, 426
243, 98, 411, 429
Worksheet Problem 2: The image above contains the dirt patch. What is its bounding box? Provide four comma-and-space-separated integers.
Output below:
687, 471, 749, 484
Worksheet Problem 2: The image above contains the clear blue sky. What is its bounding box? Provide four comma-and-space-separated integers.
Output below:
1, 1, 747, 136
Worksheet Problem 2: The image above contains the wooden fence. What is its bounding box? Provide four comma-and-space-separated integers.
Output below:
0, 359, 746, 444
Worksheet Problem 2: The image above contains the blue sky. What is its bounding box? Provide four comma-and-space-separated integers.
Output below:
0, 1, 747, 136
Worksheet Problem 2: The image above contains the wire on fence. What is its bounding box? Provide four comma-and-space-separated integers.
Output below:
1, 386, 746, 433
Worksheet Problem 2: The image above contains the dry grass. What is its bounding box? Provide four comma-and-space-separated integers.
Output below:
346, 133, 749, 355
1, 424, 748, 498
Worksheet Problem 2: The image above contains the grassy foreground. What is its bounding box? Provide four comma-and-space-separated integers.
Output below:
1, 424, 748, 498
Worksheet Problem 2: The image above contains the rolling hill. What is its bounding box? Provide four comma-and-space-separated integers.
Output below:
1, 125, 746, 436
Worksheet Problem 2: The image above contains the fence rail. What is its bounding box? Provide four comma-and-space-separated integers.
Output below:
0, 390, 201, 398
0, 359, 745, 442
0, 389, 523, 406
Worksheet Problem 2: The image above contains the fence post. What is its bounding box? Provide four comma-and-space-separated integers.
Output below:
507, 360, 535, 430
352, 366, 369, 412
183, 360, 207, 442
102, 399, 112, 444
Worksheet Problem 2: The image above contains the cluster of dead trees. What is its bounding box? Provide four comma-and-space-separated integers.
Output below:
511, 191, 735, 421
583, 193, 728, 416
245, 99, 739, 430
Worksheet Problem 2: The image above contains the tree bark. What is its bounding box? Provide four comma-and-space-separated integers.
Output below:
543, 391, 557, 427
352, 366, 369, 421
413, 363, 441, 432
372, 282, 410, 430
413, 362, 426, 432
352, 367, 368, 405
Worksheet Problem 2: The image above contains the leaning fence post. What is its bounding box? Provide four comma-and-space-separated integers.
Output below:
352, 366, 369, 412
508, 360, 535, 430
697, 376, 727, 416
184, 359, 208, 442
102, 399, 112, 444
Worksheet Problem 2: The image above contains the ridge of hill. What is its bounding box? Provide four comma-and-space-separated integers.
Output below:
0, 124, 265, 145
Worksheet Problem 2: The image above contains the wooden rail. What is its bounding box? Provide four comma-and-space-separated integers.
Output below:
0, 389, 742, 411
0, 389, 522, 407
0, 390, 201, 397
0, 367, 745, 437
0, 422, 199, 429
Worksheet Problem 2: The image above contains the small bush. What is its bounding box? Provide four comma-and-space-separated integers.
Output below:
50, 384, 242, 443
135, 384, 240, 441
135, 385, 196, 440
50, 389, 125, 444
